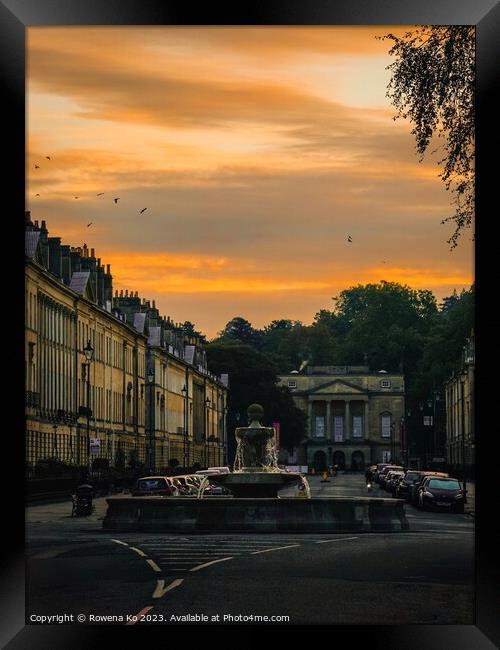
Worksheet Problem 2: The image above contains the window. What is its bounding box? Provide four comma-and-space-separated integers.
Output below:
380, 379, 391, 388
381, 413, 391, 438
288, 380, 297, 389
352, 415, 363, 438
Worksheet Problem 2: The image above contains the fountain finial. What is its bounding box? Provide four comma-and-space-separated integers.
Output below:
247, 403, 264, 427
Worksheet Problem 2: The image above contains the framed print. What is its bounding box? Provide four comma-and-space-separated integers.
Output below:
2, 0, 499, 646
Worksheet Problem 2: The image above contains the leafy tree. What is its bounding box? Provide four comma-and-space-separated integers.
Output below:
216, 316, 263, 348
180, 320, 206, 343
380, 26, 475, 248
205, 343, 306, 460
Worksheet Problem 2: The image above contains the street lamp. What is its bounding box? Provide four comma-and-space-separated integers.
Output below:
147, 365, 155, 472
53, 423, 58, 460
223, 405, 229, 466
205, 397, 211, 468
83, 340, 94, 478
181, 384, 188, 470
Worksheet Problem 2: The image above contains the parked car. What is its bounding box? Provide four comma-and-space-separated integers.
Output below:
416, 476, 466, 513
409, 471, 449, 505
373, 463, 393, 483
395, 470, 428, 501
379, 465, 404, 490
386, 470, 405, 495
131, 476, 174, 497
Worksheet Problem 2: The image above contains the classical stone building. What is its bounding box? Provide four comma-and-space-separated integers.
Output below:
25, 213, 228, 475
278, 365, 405, 471
444, 331, 475, 476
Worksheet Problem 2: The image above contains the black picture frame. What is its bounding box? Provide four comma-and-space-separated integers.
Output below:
3, 0, 498, 646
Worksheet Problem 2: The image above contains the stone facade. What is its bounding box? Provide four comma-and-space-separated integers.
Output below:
278, 366, 405, 470
444, 331, 475, 475
25, 212, 228, 474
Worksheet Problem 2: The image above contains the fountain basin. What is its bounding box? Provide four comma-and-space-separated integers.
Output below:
208, 471, 303, 498
102, 496, 410, 533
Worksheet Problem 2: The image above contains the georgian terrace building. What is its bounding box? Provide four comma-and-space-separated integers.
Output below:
25, 213, 228, 474
278, 365, 405, 471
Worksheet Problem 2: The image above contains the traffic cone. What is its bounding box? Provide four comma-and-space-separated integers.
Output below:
320, 471, 330, 483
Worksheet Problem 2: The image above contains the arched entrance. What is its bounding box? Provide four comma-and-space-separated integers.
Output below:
351, 450, 365, 471
313, 450, 327, 472
332, 450, 345, 470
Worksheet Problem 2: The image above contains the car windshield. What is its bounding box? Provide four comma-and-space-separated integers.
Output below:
427, 479, 461, 490
405, 472, 420, 482
138, 479, 165, 490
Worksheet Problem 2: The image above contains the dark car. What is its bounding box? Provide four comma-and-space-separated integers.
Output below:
373, 463, 390, 483
416, 476, 466, 513
131, 476, 174, 497
396, 470, 428, 501
379, 465, 404, 489
409, 471, 449, 505
386, 470, 405, 495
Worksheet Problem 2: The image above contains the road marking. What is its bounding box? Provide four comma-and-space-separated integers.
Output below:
315, 536, 359, 544
130, 546, 147, 557
152, 578, 184, 599
190, 557, 233, 571
251, 544, 300, 555
146, 559, 162, 572
111, 539, 129, 546
126, 605, 154, 625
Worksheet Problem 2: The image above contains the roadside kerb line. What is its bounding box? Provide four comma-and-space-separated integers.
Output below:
111, 539, 129, 546
152, 578, 184, 599
315, 536, 358, 544
190, 557, 234, 572
126, 605, 154, 625
251, 544, 300, 555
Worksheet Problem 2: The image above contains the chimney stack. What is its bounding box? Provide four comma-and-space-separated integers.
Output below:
91, 248, 95, 258
106, 264, 111, 274
120, 290, 124, 297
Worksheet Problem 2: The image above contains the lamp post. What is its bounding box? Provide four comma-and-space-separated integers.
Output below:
419, 401, 425, 469
205, 397, 211, 468
182, 384, 188, 470
83, 340, 94, 478
147, 365, 155, 473
52, 424, 58, 460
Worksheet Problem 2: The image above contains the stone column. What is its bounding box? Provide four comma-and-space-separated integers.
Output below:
345, 400, 351, 440
308, 401, 313, 437
326, 400, 332, 440
364, 401, 369, 440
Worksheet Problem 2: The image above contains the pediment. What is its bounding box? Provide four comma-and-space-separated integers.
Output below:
308, 379, 367, 395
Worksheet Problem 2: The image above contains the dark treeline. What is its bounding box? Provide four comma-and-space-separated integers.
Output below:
198, 281, 474, 453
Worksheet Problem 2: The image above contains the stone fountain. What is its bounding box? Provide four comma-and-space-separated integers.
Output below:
205, 403, 305, 498
103, 403, 409, 533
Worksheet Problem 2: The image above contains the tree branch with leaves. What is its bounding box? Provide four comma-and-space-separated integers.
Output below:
379, 26, 475, 248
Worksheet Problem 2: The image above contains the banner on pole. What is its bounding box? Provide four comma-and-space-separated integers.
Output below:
90, 438, 101, 456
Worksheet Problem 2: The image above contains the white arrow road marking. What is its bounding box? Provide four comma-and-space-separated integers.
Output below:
129, 546, 147, 557
315, 536, 359, 544
251, 544, 300, 554
126, 605, 154, 625
146, 559, 162, 572
152, 578, 184, 599
190, 557, 233, 572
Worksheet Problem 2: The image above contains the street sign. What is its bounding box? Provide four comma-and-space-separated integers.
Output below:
90, 438, 100, 455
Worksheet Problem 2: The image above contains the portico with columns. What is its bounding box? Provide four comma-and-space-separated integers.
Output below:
278, 366, 405, 471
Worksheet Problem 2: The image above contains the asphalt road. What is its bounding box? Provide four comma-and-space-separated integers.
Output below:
26, 473, 474, 625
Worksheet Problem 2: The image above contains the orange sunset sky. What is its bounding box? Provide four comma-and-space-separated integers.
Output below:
27, 27, 474, 338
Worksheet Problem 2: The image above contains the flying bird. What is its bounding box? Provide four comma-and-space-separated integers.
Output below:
74, 196, 79, 199
87, 222, 93, 227
34, 165, 40, 169
347, 235, 352, 243
96, 192, 104, 196
45, 156, 51, 160
114, 197, 120, 204
382, 260, 387, 264
35, 193, 40, 197
139, 208, 148, 214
